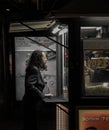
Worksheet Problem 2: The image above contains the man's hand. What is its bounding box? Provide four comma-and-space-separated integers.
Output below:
45, 93, 54, 97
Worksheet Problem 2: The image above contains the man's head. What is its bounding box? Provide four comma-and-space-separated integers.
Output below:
28, 50, 47, 70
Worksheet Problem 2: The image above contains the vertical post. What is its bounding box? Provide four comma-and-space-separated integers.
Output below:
68, 19, 81, 130
1, 13, 10, 116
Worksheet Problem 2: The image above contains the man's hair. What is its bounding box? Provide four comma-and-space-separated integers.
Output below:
27, 50, 47, 70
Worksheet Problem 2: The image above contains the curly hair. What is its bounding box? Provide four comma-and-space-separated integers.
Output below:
27, 50, 47, 70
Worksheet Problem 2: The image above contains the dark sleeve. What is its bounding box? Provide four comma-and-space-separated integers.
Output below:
27, 72, 38, 85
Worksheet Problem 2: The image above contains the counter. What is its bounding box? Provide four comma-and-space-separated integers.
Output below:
43, 96, 68, 103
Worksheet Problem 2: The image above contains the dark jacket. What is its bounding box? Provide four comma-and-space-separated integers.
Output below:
23, 65, 45, 130
24, 65, 45, 103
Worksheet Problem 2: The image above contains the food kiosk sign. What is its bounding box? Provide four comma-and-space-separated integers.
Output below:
79, 109, 109, 130
86, 57, 109, 69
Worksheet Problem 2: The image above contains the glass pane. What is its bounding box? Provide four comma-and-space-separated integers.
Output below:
58, 26, 69, 100
81, 26, 109, 96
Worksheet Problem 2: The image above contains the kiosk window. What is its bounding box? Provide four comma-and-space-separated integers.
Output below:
81, 26, 109, 96
15, 33, 68, 101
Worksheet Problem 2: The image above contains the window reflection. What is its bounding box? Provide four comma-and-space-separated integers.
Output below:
81, 25, 109, 96
84, 50, 109, 82
84, 50, 109, 96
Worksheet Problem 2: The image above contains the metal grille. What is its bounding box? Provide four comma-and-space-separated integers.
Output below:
56, 104, 69, 130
